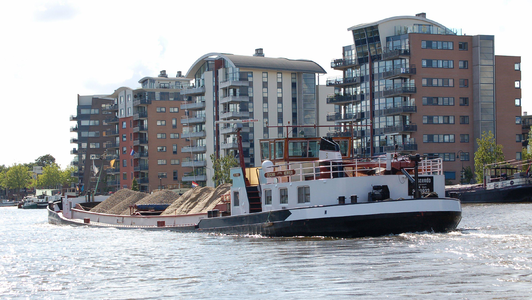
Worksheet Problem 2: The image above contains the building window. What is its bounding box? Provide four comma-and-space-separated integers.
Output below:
173, 144, 177, 154
123, 172, 127, 180
265, 189, 272, 205
422, 97, 454, 106
262, 72, 268, 82
423, 116, 455, 124
157, 172, 167, 178
120, 109, 124, 116
459, 152, 470, 161
421, 40, 453, 50
173, 171, 178, 181
425, 153, 456, 161
515, 98, 521, 106
156, 107, 166, 113
172, 118, 177, 129
233, 191, 239, 206
157, 120, 166, 126
170, 133, 179, 139
460, 116, 469, 124
122, 147, 127, 154
157, 133, 166, 139
122, 121, 126, 129
277, 88, 282, 97
280, 188, 288, 204
516, 116, 522, 124
423, 134, 455, 143
517, 152, 522, 160
444, 172, 456, 181
297, 186, 310, 203
515, 63, 521, 71
460, 134, 469, 143
421, 59, 454, 68
516, 134, 523, 142
122, 160, 127, 167
458, 42, 468, 51
459, 60, 468, 69
460, 97, 469, 106
122, 134, 126, 141
120, 96, 124, 104
127, 107, 131, 116
459, 79, 469, 88
277, 72, 282, 83
422, 78, 454, 87
169, 107, 179, 113
262, 87, 268, 97
89, 143, 100, 148
171, 159, 180, 165
515, 80, 521, 89
157, 146, 167, 152
157, 159, 167, 165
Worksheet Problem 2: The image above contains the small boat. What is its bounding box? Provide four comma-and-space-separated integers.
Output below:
0, 199, 18, 207
48, 136, 461, 238
446, 159, 532, 203
21, 194, 61, 209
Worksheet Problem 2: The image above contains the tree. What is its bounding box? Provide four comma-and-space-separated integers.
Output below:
474, 131, 505, 183
35, 154, 56, 167
61, 166, 78, 188
34, 164, 62, 189
463, 166, 474, 184
4, 164, 31, 197
131, 178, 139, 191
210, 153, 239, 186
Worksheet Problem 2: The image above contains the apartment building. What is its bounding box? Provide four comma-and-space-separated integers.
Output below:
105, 70, 192, 192
70, 95, 115, 193
181, 49, 329, 186
327, 13, 522, 183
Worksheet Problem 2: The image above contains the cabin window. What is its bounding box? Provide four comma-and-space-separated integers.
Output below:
233, 191, 239, 206
338, 140, 349, 156
275, 141, 284, 159
297, 186, 310, 203
265, 189, 272, 205
261, 142, 269, 160
280, 188, 288, 204
309, 141, 319, 158
289, 141, 308, 157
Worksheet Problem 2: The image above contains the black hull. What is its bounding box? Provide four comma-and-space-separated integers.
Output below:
197, 210, 461, 238
448, 184, 532, 203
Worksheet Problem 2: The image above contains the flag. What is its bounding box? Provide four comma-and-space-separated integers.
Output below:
110, 159, 116, 168
130, 149, 136, 156
192, 181, 199, 187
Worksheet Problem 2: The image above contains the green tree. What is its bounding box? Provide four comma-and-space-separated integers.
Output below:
474, 131, 505, 183
61, 166, 78, 187
463, 166, 474, 184
4, 164, 31, 196
131, 178, 139, 191
36, 154, 56, 167
34, 164, 63, 189
210, 153, 239, 186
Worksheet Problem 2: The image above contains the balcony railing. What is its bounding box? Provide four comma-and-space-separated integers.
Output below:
331, 58, 359, 69
326, 75, 362, 87
132, 99, 152, 106
70, 138, 78, 144
382, 85, 416, 97
382, 66, 416, 79
219, 95, 249, 104
383, 143, 418, 152
70, 126, 78, 132
381, 48, 411, 60
326, 112, 365, 122
382, 105, 417, 115
326, 93, 365, 104
70, 148, 78, 155
182, 159, 207, 168
69, 115, 78, 121
180, 101, 206, 110
181, 131, 206, 139
105, 116, 118, 124
182, 175, 207, 182
180, 116, 206, 124
383, 124, 418, 134
181, 145, 207, 153
220, 111, 250, 119
104, 129, 119, 136
181, 86, 205, 95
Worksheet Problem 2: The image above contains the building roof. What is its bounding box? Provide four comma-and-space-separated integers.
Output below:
347, 15, 449, 32
185, 52, 326, 78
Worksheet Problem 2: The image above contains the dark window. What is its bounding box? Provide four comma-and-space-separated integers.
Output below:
460, 116, 469, 124
459, 79, 469, 88
459, 42, 468, 51
459, 60, 468, 69
460, 97, 469, 106
460, 134, 469, 143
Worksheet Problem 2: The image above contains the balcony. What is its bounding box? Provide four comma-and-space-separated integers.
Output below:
181, 131, 206, 139
220, 125, 250, 135
133, 111, 148, 120
105, 116, 119, 124
220, 79, 249, 89
70, 126, 78, 132
70, 115, 78, 121
105, 142, 119, 149
71, 160, 79, 166
180, 101, 206, 111
138, 178, 149, 184
382, 85, 416, 97
104, 129, 119, 136
383, 143, 418, 152
326, 112, 365, 122
132, 99, 152, 106
383, 124, 418, 134
181, 86, 205, 96
382, 66, 416, 80
106, 168, 120, 175
180, 116, 206, 125
134, 165, 149, 172
70, 148, 78, 155
181, 145, 207, 153
182, 159, 207, 168
104, 104, 118, 111
221, 141, 250, 150
133, 139, 148, 146
326, 93, 365, 105
133, 125, 148, 133
382, 48, 410, 60
70, 138, 78, 144
327, 130, 366, 138
331, 58, 359, 69
182, 174, 207, 182
220, 111, 250, 119
382, 105, 417, 116
219, 95, 249, 104
326, 76, 362, 87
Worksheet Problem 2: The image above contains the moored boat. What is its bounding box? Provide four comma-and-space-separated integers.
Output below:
48, 137, 461, 238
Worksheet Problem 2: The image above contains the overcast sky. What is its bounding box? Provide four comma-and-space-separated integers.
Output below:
1, 0, 529, 168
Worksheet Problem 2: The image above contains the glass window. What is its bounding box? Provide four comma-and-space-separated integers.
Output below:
157, 107, 166, 113
122, 160, 127, 167
171, 159, 180, 165
516, 116, 522, 124
297, 186, 310, 203
233, 191, 239, 206
265, 189, 272, 205
459, 60, 468, 69
123, 172, 127, 180
157, 120, 166, 126
158, 159, 167, 165
172, 118, 177, 129
122, 121, 126, 129
122, 147, 127, 154
459, 42, 468, 51
157, 146, 167, 152
515, 80, 521, 88
122, 134, 126, 141
280, 188, 288, 204
460, 134, 469, 143
515, 98, 521, 106
157, 133, 166, 139
262, 72, 268, 82
459, 79, 469, 88
277, 72, 282, 83
460, 97, 469, 106
515, 63, 521, 71
517, 152, 522, 160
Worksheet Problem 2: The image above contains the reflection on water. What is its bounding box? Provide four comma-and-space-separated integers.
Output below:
1, 204, 532, 299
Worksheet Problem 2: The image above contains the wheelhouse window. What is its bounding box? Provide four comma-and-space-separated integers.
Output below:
297, 186, 310, 203
233, 191, 239, 206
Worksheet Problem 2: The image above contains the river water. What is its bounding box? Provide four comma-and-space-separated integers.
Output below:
1, 204, 532, 299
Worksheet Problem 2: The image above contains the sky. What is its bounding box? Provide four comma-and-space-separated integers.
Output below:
0, 0, 529, 169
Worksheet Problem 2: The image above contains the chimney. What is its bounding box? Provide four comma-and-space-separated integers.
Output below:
158, 70, 168, 78
253, 48, 264, 57
525, 111, 528, 116
416, 12, 426, 18
176, 71, 182, 77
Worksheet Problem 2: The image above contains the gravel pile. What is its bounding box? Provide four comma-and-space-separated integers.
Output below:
119, 190, 180, 215
90, 189, 136, 213
109, 192, 147, 215
188, 184, 231, 214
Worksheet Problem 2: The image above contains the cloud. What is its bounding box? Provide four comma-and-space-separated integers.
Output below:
34, 2, 78, 22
